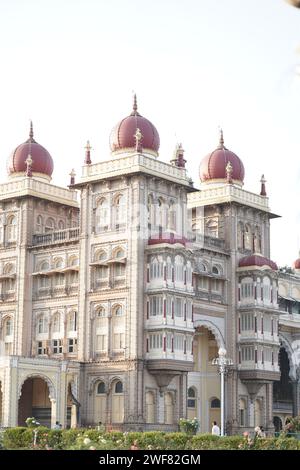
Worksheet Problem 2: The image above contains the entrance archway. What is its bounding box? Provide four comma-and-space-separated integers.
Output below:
273, 416, 283, 433
189, 326, 221, 432
273, 347, 293, 415
18, 377, 52, 427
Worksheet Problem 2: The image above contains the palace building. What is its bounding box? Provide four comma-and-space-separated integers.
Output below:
0, 97, 299, 434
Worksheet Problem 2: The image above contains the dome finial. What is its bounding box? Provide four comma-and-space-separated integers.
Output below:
25, 154, 33, 177
84, 140, 92, 165
260, 174, 267, 196
29, 120, 34, 140
218, 127, 224, 149
132, 93, 138, 114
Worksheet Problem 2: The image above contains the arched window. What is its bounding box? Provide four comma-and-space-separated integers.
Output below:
239, 398, 247, 426
146, 391, 155, 424
37, 316, 48, 334
36, 215, 43, 234
157, 197, 166, 229
166, 257, 172, 280
45, 218, 55, 233
212, 266, 219, 275
198, 262, 207, 272
3, 263, 14, 275
96, 307, 106, 318
70, 256, 79, 266
115, 381, 123, 394
254, 226, 261, 253
54, 258, 63, 269
52, 313, 60, 333
147, 194, 155, 230
40, 261, 50, 272
187, 387, 196, 408
114, 194, 125, 227
114, 248, 125, 259
4, 317, 13, 337
58, 220, 65, 230
96, 198, 109, 232
95, 250, 107, 262
244, 224, 252, 250
263, 276, 271, 303
164, 392, 174, 425
150, 256, 164, 280
237, 222, 244, 249
241, 277, 254, 300
97, 382, 106, 394
67, 311, 77, 331
205, 218, 218, 238
167, 200, 176, 231
175, 255, 184, 283
211, 398, 220, 408
6, 215, 16, 242
186, 261, 192, 285
112, 380, 124, 423
254, 399, 262, 427
113, 305, 123, 316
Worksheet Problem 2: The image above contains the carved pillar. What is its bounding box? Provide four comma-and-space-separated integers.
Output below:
50, 399, 57, 429
266, 383, 275, 431
70, 404, 77, 428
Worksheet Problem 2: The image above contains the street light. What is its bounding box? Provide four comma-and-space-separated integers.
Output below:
212, 347, 233, 436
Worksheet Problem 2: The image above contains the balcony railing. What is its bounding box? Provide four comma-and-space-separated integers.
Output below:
32, 228, 80, 246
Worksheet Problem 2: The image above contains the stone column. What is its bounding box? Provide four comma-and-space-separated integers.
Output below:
70, 404, 77, 428
266, 383, 275, 432
59, 362, 68, 428
50, 399, 57, 429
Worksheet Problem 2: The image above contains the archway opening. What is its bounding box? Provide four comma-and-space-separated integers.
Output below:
273, 347, 293, 414
18, 377, 52, 427
273, 416, 283, 433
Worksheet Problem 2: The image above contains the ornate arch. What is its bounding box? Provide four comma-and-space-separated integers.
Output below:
88, 376, 109, 395
18, 373, 56, 401
193, 319, 225, 348
279, 333, 296, 380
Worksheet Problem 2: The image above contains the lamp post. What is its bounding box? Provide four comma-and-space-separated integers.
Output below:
212, 347, 233, 436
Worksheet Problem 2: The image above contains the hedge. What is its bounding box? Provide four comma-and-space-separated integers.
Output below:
2, 428, 300, 450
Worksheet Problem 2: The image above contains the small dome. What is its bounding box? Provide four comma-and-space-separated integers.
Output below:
8, 122, 53, 179
238, 254, 277, 270
199, 130, 244, 185
109, 95, 160, 155
293, 258, 300, 270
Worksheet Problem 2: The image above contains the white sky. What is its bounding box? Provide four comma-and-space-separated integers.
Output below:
0, 0, 299, 266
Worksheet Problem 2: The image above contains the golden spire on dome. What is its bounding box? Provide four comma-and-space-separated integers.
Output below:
29, 120, 34, 140
218, 127, 225, 149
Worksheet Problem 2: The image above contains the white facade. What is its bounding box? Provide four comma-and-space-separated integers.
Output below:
0, 112, 299, 434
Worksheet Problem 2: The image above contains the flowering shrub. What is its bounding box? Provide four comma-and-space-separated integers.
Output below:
179, 418, 199, 435
284, 416, 300, 434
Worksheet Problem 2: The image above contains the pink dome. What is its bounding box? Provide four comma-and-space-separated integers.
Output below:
293, 258, 300, 269
239, 254, 277, 270
199, 131, 244, 184
109, 95, 160, 154
8, 123, 53, 178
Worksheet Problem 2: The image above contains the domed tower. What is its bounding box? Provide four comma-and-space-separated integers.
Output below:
7, 122, 54, 182
199, 130, 245, 187
109, 95, 160, 157
293, 256, 300, 274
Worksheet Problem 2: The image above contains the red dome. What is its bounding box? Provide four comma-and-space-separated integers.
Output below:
239, 254, 277, 270
293, 258, 300, 269
109, 96, 160, 154
8, 123, 53, 178
199, 131, 244, 184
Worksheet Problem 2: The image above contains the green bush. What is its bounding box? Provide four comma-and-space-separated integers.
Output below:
190, 433, 221, 450
164, 432, 190, 450
3, 427, 33, 449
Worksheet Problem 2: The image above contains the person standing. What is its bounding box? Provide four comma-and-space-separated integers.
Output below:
211, 421, 220, 436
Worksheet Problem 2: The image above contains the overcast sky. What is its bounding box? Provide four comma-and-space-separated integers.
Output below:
0, 0, 299, 266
